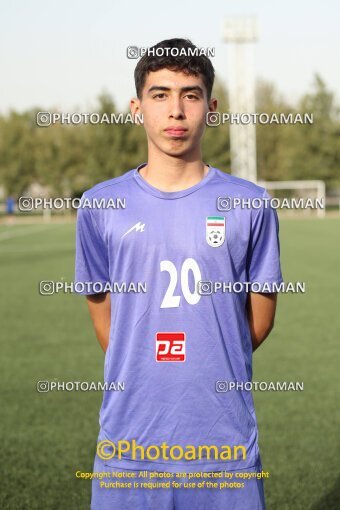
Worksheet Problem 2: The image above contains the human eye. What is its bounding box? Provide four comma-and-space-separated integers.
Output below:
152, 93, 167, 99
184, 93, 200, 100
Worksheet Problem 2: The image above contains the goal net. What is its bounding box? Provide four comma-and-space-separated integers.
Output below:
257, 180, 326, 218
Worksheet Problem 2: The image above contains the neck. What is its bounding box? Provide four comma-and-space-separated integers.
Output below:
139, 150, 209, 193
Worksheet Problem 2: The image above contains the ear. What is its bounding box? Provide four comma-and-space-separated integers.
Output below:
130, 97, 143, 126
208, 97, 218, 112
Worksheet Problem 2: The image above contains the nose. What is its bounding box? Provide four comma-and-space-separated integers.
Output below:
168, 97, 185, 119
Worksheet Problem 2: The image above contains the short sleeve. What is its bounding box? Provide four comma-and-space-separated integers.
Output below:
74, 195, 110, 295
246, 191, 283, 291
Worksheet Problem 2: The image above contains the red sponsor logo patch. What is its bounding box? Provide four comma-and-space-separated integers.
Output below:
155, 332, 186, 362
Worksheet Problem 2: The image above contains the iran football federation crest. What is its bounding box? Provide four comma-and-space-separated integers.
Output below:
206, 216, 225, 247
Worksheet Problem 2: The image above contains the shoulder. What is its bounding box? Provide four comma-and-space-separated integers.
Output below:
82, 168, 135, 199
211, 167, 267, 199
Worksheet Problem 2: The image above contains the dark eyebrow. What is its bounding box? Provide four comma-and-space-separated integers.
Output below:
147, 85, 204, 96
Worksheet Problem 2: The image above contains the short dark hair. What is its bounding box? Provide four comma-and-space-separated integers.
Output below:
134, 38, 215, 101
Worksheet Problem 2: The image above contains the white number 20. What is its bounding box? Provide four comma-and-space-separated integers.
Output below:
160, 258, 201, 308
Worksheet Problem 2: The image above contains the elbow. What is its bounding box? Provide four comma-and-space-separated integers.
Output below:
259, 316, 275, 342
252, 317, 275, 350
265, 316, 275, 337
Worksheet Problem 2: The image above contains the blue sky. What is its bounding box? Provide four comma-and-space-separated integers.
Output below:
0, 0, 339, 113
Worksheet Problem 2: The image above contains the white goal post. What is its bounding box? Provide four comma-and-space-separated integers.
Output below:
257, 180, 326, 218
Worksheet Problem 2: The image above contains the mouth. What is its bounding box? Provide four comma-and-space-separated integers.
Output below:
164, 127, 188, 138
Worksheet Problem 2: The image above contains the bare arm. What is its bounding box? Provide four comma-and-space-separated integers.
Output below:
247, 293, 277, 352
86, 293, 111, 353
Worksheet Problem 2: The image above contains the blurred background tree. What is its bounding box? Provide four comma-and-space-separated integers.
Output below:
0, 73, 339, 197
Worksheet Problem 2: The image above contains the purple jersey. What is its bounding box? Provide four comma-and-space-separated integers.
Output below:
75, 163, 283, 473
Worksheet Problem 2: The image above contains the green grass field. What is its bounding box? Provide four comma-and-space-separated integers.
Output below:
0, 218, 339, 510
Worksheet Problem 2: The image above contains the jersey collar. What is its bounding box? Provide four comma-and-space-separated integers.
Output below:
133, 163, 216, 199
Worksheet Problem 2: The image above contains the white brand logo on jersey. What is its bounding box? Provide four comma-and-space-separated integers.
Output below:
122, 221, 145, 238
206, 216, 225, 247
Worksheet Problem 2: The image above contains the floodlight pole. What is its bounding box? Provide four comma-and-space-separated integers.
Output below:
223, 16, 258, 183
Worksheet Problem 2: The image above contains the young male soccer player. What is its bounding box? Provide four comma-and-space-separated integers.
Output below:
75, 38, 283, 510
